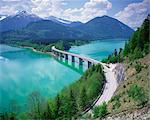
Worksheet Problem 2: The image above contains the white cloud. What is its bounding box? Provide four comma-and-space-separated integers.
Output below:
31, 0, 63, 17
2, 0, 21, 1
115, 0, 150, 29
62, 0, 112, 22
0, 0, 33, 15
0, 6, 18, 15
0, 0, 112, 22
30, 0, 112, 22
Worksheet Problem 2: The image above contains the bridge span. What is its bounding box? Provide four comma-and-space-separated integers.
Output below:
51, 46, 104, 68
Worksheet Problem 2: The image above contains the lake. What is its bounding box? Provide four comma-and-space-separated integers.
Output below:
69, 39, 126, 60
0, 38, 126, 112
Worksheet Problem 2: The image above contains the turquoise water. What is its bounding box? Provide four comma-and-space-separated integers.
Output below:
0, 39, 126, 112
69, 39, 126, 60
0, 45, 82, 112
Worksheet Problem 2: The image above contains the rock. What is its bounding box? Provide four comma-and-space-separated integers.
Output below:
103, 107, 150, 120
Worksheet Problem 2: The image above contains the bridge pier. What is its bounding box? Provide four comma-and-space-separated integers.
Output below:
88, 61, 92, 68
54, 51, 59, 57
79, 58, 83, 66
59, 53, 63, 61
65, 54, 68, 60
60, 53, 63, 58
51, 46, 100, 69
57, 52, 60, 57
52, 50, 56, 55
72, 56, 75, 62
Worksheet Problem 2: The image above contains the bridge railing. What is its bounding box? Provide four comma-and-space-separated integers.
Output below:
51, 46, 101, 65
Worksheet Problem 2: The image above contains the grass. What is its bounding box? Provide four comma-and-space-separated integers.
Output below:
107, 53, 150, 115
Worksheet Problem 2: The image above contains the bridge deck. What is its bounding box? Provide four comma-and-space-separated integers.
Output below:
52, 46, 102, 65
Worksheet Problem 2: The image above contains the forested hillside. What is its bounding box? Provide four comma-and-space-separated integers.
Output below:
123, 15, 149, 60
92, 15, 150, 120
102, 15, 149, 64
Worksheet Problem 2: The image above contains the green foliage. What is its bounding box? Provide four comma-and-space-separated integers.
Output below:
27, 91, 44, 119
101, 48, 123, 63
109, 55, 117, 63
54, 40, 88, 51
133, 48, 143, 59
0, 112, 18, 120
54, 95, 63, 119
42, 103, 53, 120
79, 87, 87, 111
9, 113, 16, 120
135, 63, 143, 73
101, 58, 109, 63
111, 95, 121, 110
143, 43, 150, 55
123, 42, 130, 56
128, 48, 143, 60
55, 40, 71, 51
93, 102, 108, 119
3, 39, 88, 53
44, 64, 105, 119
103, 15, 150, 63
128, 84, 148, 106
69, 89, 78, 118
123, 16, 150, 60
93, 106, 100, 118
42, 44, 52, 52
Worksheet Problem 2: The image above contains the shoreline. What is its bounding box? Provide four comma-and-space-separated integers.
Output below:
0, 43, 125, 119
0, 43, 58, 57
19, 45, 55, 57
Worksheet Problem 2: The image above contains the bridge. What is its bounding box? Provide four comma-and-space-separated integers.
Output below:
51, 46, 103, 68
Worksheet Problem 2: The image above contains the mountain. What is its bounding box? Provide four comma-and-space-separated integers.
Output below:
77, 15, 134, 39
0, 11, 42, 32
0, 15, 134, 43
45, 16, 83, 27
0, 20, 90, 43
0, 15, 7, 21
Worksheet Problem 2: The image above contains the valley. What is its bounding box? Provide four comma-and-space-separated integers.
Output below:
0, 1, 149, 119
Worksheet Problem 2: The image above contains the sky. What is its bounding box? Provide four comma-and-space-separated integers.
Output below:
0, 0, 149, 29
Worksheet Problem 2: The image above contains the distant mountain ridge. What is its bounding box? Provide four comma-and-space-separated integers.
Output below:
45, 16, 83, 27
0, 12, 83, 32
0, 11, 42, 32
77, 15, 134, 39
0, 12, 134, 43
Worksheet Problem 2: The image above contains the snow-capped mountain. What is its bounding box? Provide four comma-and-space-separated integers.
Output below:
0, 11, 42, 32
45, 16, 83, 27
0, 15, 7, 21
46, 16, 72, 24
1, 15, 134, 42
14, 11, 41, 19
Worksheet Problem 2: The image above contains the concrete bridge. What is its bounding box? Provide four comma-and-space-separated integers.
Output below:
51, 46, 103, 68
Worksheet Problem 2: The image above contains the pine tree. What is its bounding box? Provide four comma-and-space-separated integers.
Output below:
123, 42, 130, 56
119, 48, 123, 55
80, 87, 87, 111
46, 103, 52, 119
69, 89, 78, 119
114, 49, 117, 57
55, 95, 62, 118
122, 15, 150, 60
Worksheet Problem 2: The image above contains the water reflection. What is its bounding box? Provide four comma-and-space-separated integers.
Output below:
54, 56, 85, 74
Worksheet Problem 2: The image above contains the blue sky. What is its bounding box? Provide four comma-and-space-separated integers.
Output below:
107, 0, 143, 15
0, 0, 149, 29
61, 0, 144, 16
